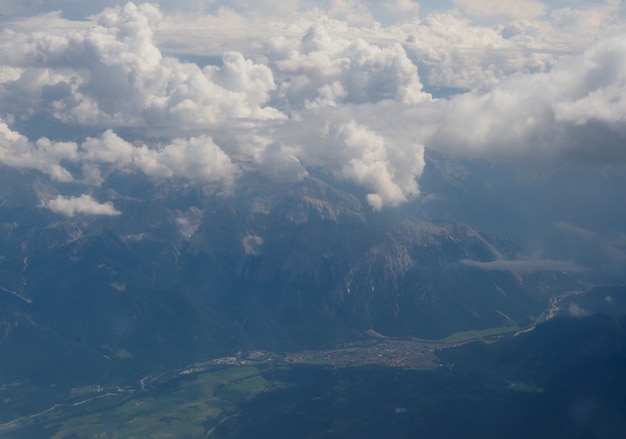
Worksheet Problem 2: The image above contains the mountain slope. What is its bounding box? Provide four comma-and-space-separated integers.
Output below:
0, 166, 586, 384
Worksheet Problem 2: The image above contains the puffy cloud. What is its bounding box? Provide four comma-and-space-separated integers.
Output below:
0, 0, 625, 212
80, 130, 241, 187
402, 2, 624, 89
256, 22, 429, 207
253, 141, 308, 183
153, 1, 624, 93
4, 1, 611, 107
0, 121, 77, 181
42, 194, 121, 217
268, 23, 429, 109
0, 3, 283, 135
404, 12, 515, 89
0, 123, 240, 189
428, 34, 626, 165
330, 119, 423, 209
273, 111, 425, 209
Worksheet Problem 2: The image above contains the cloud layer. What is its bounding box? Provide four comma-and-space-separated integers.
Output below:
0, 1, 625, 212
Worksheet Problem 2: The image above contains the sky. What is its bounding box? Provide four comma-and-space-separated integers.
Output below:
0, 0, 625, 214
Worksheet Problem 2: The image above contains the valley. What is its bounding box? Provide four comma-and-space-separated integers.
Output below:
3, 305, 625, 438
0, 335, 452, 435
0, 288, 591, 438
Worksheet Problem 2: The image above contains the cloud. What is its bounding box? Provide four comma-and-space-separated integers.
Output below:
403, 2, 623, 89
403, 12, 552, 89
269, 109, 426, 209
261, 23, 429, 207
253, 141, 308, 183
553, 221, 599, 241
0, 121, 77, 181
568, 302, 591, 317
155, 1, 612, 91
460, 258, 586, 273
0, 121, 240, 189
0, 3, 283, 135
2, 7, 431, 209
0, 1, 625, 212
453, 0, 547, 22
267, 22, 430, 109
42, 194, 121, 217
427, 34, 626, 165
80, 130, 240, 188
329, 119, 424, 209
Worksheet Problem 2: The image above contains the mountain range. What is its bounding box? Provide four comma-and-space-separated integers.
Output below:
0, 150, 607, 388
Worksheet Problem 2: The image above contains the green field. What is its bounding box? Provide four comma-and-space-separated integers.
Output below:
47, 366, 280, 439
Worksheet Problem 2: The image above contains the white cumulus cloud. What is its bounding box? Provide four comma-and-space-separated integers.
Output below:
0, 121, 77, 182
0, 3, 283, 135
42, 194, 122, 217
80, 130, 240, 187
0, 0, 624, 211
428, 34, 626, 165
268, 22, 429, 109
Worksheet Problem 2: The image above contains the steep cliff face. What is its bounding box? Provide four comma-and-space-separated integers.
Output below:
177, 177, 567, 343
335, 221, 533, 338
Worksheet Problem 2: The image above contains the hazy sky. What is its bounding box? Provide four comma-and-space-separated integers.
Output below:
0, 0, 625, 214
